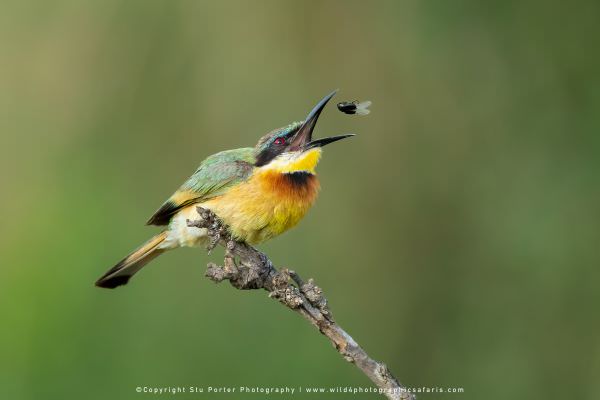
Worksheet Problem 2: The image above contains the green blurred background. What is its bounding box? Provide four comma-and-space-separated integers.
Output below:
1, 1, 599, 399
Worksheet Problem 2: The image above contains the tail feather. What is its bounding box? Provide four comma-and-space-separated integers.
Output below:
95, 231, 168, 289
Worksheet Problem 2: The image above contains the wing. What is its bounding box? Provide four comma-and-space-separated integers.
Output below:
355, 101, 371, 115
146, 148, 255, 226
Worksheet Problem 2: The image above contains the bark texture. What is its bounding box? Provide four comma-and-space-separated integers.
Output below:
188, 207, 415, 400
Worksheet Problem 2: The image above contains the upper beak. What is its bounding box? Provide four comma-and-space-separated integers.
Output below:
291, 90, 355, 150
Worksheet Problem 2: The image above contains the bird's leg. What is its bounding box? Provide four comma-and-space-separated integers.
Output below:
187, 206, 229, 254
203, 207, 227, 254
206, 232, 220, 254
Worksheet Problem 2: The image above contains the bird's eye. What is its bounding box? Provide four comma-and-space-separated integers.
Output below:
274, 137, 286, 145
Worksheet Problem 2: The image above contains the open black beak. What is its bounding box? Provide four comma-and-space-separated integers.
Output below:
291, 90, 355, 150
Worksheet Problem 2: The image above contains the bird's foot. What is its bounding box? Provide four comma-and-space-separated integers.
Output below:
187, 207, 229, 254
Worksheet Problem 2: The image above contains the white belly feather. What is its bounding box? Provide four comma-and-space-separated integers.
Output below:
159, 205, 209, 249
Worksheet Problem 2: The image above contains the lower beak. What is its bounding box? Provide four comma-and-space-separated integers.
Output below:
291, 90, 355, 150
305, 134, 355, 149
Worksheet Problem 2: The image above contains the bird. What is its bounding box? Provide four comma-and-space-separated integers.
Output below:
95, 91, 354, 289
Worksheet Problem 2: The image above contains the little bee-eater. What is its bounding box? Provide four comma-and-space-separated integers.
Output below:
96, 91, 354, 288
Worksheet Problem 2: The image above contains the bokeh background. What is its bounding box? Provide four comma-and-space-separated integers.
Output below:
1, 1, 599, 399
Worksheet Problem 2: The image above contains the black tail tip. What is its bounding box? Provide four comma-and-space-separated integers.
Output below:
95, 275, 131, 289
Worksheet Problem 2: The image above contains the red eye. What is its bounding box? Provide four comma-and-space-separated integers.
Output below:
274, 137, 286, 145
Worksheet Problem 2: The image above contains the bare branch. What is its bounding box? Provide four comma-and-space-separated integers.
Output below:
188, 207, 415, 400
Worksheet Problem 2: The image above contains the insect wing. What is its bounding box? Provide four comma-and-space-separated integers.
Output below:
354, 100, 371, 115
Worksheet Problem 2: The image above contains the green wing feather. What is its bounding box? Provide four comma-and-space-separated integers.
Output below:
147, 148, 255, 226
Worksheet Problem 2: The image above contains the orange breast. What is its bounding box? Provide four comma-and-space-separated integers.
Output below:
259, 170, 320, 203
201, 170, 320, 243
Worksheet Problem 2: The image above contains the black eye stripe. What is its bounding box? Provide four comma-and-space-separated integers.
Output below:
255, 123, 301, 167
255, 148, 279, 167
